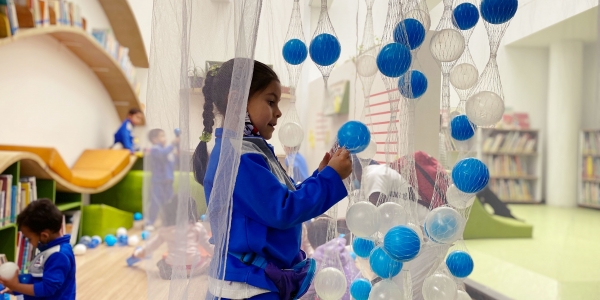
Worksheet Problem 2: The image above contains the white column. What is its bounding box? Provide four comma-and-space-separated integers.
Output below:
546, 40, 584, 207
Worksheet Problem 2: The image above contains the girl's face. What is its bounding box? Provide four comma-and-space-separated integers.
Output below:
247, 80, 282, 140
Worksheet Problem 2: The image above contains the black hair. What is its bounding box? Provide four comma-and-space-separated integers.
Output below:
160, 195, 199, 227
129, 108, 143, 115
192, 59, 280, 184
148, 128, 164, 143
17, 198, 63, 234
306, 216, 351, 249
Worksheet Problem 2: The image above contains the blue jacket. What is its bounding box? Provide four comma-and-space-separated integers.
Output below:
148, 144, 176, 182
114, 119, 134, 152
203, 128, 347, 292
26, 235, 76, 299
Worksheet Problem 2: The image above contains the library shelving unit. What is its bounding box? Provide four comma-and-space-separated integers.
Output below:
479, 128, 543, 204
579, 129, 600, 210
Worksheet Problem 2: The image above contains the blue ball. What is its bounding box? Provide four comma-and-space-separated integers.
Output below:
309, 33, 341, 67
350, 278, 372, 300
394, 19, 426, 50
353, 237, 376, 258
452, 157, 490, 193
398, 70, 428, 99
446, 250, 474, 278
377, 43, 412, 78
453, 3, 480, 30
338, 121, 371, 154
200, 214, 207, 222
134, 212, 143, 221
480, 0, 518, 25
105, 234, 117, 247
118, 235, 128, 246
283, 39, 308, 65
350, 252, 357, 260
141, 230, 151, 240
369, 247, 403, 279
383, 226, 421, 262
450, 115, 476, 141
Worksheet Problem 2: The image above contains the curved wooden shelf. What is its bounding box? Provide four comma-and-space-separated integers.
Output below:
0, 151, 137, 194
98, 0, 148, 68
0, 26, 143, 123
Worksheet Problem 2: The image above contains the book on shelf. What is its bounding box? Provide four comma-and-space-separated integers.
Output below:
582, 131, 600, 156
0, 0, 19, 36
489, 178, 533, 201
495, 111, 531, 130
483, 131, 537, 154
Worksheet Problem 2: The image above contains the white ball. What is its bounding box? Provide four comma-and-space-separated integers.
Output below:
356, 54, 379, 77
0, 262, 19, 280
466, 91, 505, 127
356, 139, 377, 160
314, 267, 347, 300
278, 122, 304, 148
457, 290, 473, 300
450, 63, 478, 90
422, 273, 457, 300
446, 184, 476, 209
405, 9, 431, 33
347, 201, 380, 237
430, 29, 465, 63
73, 244, 87, 256
128, 235, 140, 246
116, 227, 127, 237
368, 279, 402, 300
377, 202, 407, 235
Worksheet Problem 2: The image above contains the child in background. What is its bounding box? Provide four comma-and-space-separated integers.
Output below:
132, 196, 213, 280
195, 59, 351, 299
0, 199, 75, 299
113, 108, 144, 153
146, 128, 180, 229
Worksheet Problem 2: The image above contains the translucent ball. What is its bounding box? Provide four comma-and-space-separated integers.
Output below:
453, 3, 480, 30
422, 273, 457, 300
128, 235, 140, 246
383, 225, 421, 262
450, 115, 476, 141
368, 279, 402, 300
92, 235, 102, 244
356, 54, 379, 77
116, 227, 127, 237
398, 70, 428, 99
134, 212, 143, 221
424, 207, 464, 244
405, 10, 431, 34
105, 234, 117, 246
350, 278, 372, 300
452, 157, 490, 193
430, 29, 465, 63
446, 184, 476, 209
406, 223, 424, 244
394, 18, 426, 50
356, 139, 377, 160
466, 91, 505, 127
0, 262, 18, 279
457, 290, 473, 300
141, 230, 151, 240
314, 267, 347, 300
278, 122, 304, 148
283, 38, 308, 65
377, 43, 412, 78
450, 63, 478, 90
79, 235, 92, 247
480, 0, 518, 25
309, 33, 341, 67
446, 250, 474, 278
369, 247, 403, 279
338, 121, 371, 154
353, 237, 376, 258
347, 201, 380, 237
377, 202, 407, 235
73, 244, 87, 256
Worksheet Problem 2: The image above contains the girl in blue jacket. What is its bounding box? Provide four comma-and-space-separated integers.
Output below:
193, 59, 351, 300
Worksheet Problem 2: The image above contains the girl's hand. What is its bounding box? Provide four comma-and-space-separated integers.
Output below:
327, 148, 352, 179
318, 152, 332, 172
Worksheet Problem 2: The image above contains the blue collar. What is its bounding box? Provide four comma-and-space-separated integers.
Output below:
215, 128, 275, 154
38, 235, 71, 252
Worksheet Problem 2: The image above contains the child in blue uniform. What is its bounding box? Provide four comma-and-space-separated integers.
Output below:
193, 59, 352, 300
113, 108, 144, 153
146, 128, 179, 228
0, 199, 76, 299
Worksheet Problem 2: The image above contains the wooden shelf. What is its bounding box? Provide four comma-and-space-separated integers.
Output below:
582, 153, 600, 158
483, 128, 539, 133
578, 203, 600, 210
0, 26, 143, 123
490, 175, 538, 180
483, 152, 537, 156
503, 199, 542, 204
98, 0, 148, 68
582, 177, 600, 183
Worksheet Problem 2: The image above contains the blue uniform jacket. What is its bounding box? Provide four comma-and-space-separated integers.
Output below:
148, 144, 176, 182
26, 235, 76, 300
114, 119, 134, 152
203, 128, 348, 292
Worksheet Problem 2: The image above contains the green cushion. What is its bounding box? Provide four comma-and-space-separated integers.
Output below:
82, 204, 133, 238
464, 198, 533, 239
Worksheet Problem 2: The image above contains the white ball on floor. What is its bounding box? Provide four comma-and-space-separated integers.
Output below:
0, 262, 19, 280
128, 235, 140, 246
73, 244, 87, 256
116, 227, 127, 237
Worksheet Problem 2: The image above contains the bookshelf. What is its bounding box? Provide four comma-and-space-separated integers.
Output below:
579, 130, 600, 210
